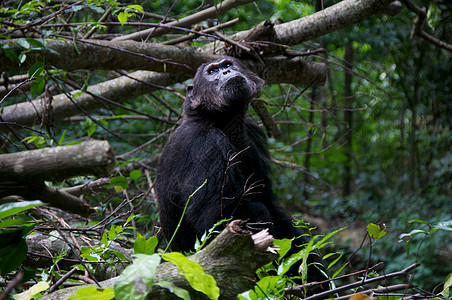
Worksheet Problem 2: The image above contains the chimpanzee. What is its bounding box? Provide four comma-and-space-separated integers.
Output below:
155, 58, 326, 285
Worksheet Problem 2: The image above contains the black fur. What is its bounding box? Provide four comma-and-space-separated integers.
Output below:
155, 58, 326, 286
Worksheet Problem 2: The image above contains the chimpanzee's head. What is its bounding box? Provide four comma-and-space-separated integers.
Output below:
185, 58, 264, 115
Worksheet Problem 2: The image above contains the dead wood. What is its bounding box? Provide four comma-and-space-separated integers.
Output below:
39, 220, 278, 300
0, 140, 115, 182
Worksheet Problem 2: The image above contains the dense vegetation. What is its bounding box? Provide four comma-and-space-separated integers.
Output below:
0, 0, 450, 299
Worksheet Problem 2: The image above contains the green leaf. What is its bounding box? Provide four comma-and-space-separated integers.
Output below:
238, 290, 258, 300
273, 238, 292, 259
109, 176, 128, 188
18, 53, 26, 64
68, 286, 115, 300
427, 2, 441, 30
72, 5, 84, 12
399, 229, 426, 241
29, 61, 44, 77
162, 252, 219, 300
108, 224, 123, 241
367, 223, 386, 241
134, 234, 158, 255
117, 11, 128, 25
80, 246, 101, 262
127, 4, 144, 13
114, 254, 161, 300
87, 4, 105, 13
0, 200, 44, 219
255, 276, 283, 298
58, 130, 67, 146
433, 221, 452, 232
26, 37, 44, 48
17, 38, 30, 49
13, 281, 50, 300
326, 252, 343, 270
154, 281, 190, 300
3, 47, 18, 62
87, 122, 96, 137
30, 76, 45, 97
0, 218, 27, 230
440, 272, 452, 297
332, 261, 349, 278
0, 230, 28, 276
408, 219, 429, 225
101, 231, 108, 247
129, 170, 142, 181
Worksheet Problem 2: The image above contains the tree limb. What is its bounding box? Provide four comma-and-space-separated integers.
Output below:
208, 0, 400, 52
0, 57, 326, 132
112, 0, 256, 42
0, 140, 115, 182
0, 39, 216, 73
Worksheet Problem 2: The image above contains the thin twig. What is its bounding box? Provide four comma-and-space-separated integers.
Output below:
303, 263, 420, 300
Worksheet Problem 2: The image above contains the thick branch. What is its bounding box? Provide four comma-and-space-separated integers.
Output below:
0, 72, 187, 131
0, 39, 216, 73
0, 140, 115, 182
219, 0, 398, 48
0, 0, 397, 73
0, 58, 325, 131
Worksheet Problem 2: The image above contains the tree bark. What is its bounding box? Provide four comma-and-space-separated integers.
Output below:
0, 71, 185, 132
39, 220, 278, 300
0, 39, 215, 73
0, 57, 326, 132
0, 0, 399, 132
0, 140, 115, 182
228, 0, 398, 47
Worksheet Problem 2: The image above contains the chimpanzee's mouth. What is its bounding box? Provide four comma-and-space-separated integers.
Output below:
221, 76, 250, 103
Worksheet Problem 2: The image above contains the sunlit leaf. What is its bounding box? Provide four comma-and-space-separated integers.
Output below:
440, 272, 452, 297
134, 234, 158, 255
118, 12, 128, 25
367, 223, 386, 241
17, 38, 30, 49
162, 252, 219, 300
13, 281, 50, 300
427, 2, 441, 30
127, 5, 143, 13
0, 200, 44, 219
68, 286, 114, 300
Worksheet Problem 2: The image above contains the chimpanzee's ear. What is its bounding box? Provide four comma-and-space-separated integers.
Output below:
186, 84, 194, 102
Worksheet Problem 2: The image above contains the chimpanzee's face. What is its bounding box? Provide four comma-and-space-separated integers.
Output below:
186, 58, 264, 113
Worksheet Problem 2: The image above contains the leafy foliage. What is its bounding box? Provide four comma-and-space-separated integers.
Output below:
0, 0, 451, 298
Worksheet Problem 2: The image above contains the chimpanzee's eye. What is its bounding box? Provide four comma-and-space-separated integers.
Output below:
224, 62, 232, 68
207, 67, 218, 75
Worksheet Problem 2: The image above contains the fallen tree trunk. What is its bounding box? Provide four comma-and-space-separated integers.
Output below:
0, 140, 115, 182
39, 220, 278, 300
0, 140, 114, 216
